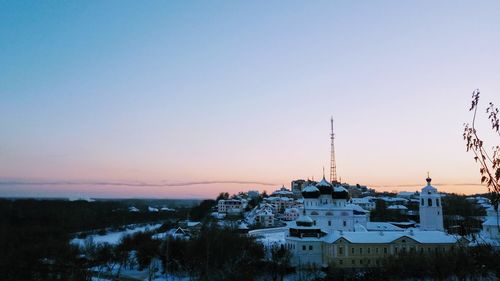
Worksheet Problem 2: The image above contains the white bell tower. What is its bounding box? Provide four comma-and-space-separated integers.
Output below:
419, 174, 444, 231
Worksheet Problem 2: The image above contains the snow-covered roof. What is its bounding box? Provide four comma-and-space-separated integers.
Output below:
148, 206, 159, 212
351, 197, 372, 204
346, 203, 368, 213
187, 221, 201, 227
238, 222, 249, 229
398, 191, 417, 197
379, 197, 408, 203
333, 186, 348, 193
354, 223, 367, 232
128, 206, 140, 212
303, 185, 320, 192
256, 206, 274, 216
366, 222, 404, 231
266, 196, 291, 201
422, 183, 438, 194
273, 188, 294, 195
160, 207, 175, 212
317, 177, 332, 187
388, 205, 408, 210
296, 214, 313, 224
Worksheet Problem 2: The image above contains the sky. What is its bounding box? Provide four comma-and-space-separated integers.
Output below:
1, 1, 499, 199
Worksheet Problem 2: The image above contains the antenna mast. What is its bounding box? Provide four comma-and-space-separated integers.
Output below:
330, 117, 337, 184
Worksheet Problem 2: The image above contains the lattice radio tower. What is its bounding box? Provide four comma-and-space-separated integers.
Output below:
330, 117, 338, 184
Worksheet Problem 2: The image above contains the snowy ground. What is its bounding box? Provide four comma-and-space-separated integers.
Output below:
250, 227, 287, 247
72, 223, 162, 246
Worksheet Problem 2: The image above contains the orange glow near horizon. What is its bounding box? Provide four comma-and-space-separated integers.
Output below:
0, 178, 490, 199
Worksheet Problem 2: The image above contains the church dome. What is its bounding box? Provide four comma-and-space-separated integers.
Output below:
422, 176, 438, 195
302, 184, 320, 198
316, 177, 333, 195
332, 185, 350, 199
296, 214, 314, 226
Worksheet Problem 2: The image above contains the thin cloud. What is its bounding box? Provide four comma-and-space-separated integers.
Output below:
370, 182, 484, 188
0, 179, 277, 188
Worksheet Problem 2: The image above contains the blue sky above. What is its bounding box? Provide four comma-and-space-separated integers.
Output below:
1, 1, 499, 198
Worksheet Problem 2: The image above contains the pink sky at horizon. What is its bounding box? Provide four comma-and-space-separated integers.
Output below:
0, 178, 490, 199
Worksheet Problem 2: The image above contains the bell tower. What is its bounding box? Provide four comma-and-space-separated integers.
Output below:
419, 174, 444, 231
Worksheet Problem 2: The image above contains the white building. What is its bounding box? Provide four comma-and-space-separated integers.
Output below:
264, 196, 294, 213
387, 204, 408, 214
301, 177, 370, 232
482, 216, 500, 241
480, 201, 500, 243
218, 199, 247, 214
284, 207, 301, 221
285, 176, 461, 267
272, 186, 295, 198
419, 176, 444, 231
350, 197, 376, 211
255, 207, 275, 227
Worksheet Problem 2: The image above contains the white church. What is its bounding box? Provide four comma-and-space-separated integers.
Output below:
277, 119, 467, 267
285, 176, 465, 267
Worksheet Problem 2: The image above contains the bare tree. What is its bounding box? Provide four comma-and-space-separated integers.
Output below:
464, 89, 500, 230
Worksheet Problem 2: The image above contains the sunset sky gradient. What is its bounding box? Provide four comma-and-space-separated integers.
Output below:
1, 1, 500, 198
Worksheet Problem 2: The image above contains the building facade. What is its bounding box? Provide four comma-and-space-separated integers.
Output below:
285, 177, 461, 267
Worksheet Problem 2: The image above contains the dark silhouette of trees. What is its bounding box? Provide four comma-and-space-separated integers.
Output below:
216, 192, 230, 201
189, 199, 216, 221
464, 89, 500, 224
158, 223, 266, 281
266, 244, 292, 281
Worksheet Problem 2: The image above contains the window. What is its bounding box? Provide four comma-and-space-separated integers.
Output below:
328, 220, 331, 226
375, 247, 379, 254
343, 221, 347, 227
309, 245, 313, 251
384, 247, 387, 254
339, 259, 343, 265
421, 198, 424, 206
428, 198, 432, 206
359, 248, 363, 254
351, 247, 355, 254
302, 245, 306, 251
395, 247, 398, 254
436, 199, 440, 206
339, 247, 343, 255
367, 247, 371, 254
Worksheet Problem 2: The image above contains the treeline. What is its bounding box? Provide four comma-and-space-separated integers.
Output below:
370, 194, 486, 235
323, 245, 500, 281
69, 223, 291, 281
443, 194, 485, 235
369, 200, 408, 222
0, 199, 187, 233
0, 198, 187, 281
